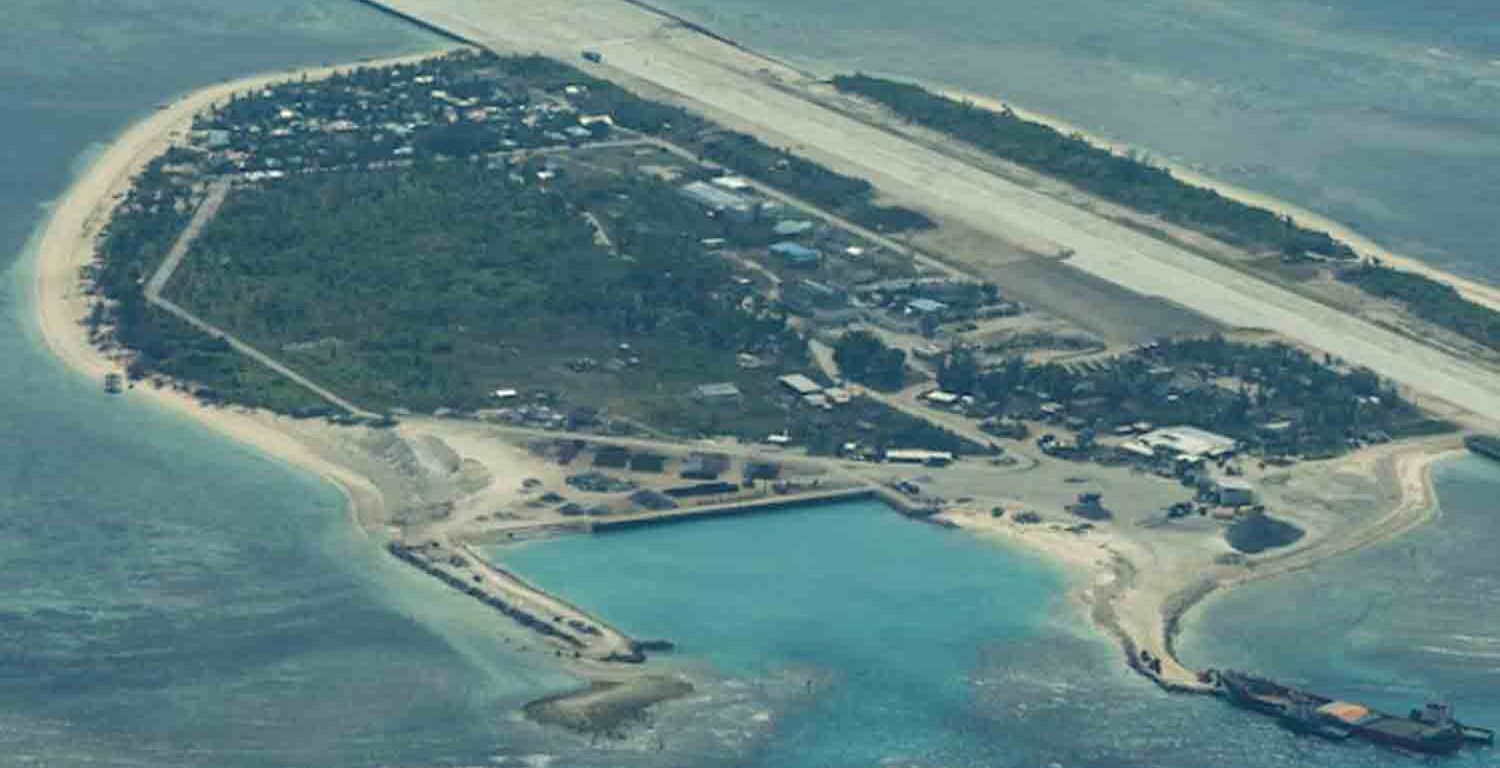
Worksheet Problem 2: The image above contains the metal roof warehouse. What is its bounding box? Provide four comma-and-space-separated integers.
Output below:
1123, 426, 1237, 459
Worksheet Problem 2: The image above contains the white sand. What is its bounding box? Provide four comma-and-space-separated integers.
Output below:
941, 435, 1459, 687
27, 17, 1477, 687
28, 51, 454, 528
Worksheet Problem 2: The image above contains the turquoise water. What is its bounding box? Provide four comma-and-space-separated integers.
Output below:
500, 488, 1500, 767
496, 501, 1068, 765
1178, 456, 1500, 764
649, 0, 1500, 281
5, 0, 1500, 765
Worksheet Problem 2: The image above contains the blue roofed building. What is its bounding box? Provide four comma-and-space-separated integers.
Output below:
769, 241, 820, 268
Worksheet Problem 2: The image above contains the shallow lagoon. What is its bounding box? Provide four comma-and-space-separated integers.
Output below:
501, 476, 1500, 767
496, 501, 1068, 766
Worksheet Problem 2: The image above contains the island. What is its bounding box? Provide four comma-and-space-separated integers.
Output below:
32, 4, 1500, 750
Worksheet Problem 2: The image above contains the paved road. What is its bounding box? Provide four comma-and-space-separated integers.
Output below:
372, 0, 1500, 426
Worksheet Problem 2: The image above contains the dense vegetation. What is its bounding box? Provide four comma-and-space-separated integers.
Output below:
86, 51, 976, 455
833, 330, 908, 391
793, 397, 981, 456
938, 335, 1448, 457
832, 74, 1352, 259
1341, 263, 1500, 352
165, 160, 799, 416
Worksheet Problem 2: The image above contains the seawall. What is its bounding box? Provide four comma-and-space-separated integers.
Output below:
590, 485, 933, 532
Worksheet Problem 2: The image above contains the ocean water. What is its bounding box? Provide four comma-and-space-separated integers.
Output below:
501, 487, 1500, 768
494, 501, 1069, 766
648, 0, 1500, 281
1, 2, 592, 766
5, 1, 1500, 766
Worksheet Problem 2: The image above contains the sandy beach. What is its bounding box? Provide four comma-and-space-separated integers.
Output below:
938, 434, 1460, 688
23, 9, 1484, 719
26, 51, 465, 534
22, 47, 702, 723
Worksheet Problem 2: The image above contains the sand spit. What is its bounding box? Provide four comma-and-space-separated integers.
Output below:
939, 435, 1460, 690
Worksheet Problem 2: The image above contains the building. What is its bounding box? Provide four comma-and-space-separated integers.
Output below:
710, 175, 753, 191
1123, 426, 1238, 460
924, 390, 961, 406
778, 373, 823, 396
692, 382, 743, 404
802, 392, 831, 409
769, 241, 821, 268
885, 448, 955, 466
680, 180, 756, 221
1213, 476, 1256, 507
907, 298, 948, 315
681, 452, 730, 479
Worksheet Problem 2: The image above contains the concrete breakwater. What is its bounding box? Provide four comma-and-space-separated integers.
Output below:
588, 486, 905, 532
386, 541, 589, 649
387, 486, 924, 661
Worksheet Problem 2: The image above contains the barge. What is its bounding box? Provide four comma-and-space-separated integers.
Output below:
1215, 671, 1494, 755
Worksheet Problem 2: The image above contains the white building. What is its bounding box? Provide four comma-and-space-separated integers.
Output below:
1123, 426, 1237, 460
778, 374, 823, 396
924, 390, 961, 406
885, 449, 955, 466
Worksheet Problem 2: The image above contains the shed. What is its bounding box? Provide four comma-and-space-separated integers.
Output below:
680, 181, 756, 221
907, 298, 948, 315
692, 382, 743, 403
1213, 476, 1256, 507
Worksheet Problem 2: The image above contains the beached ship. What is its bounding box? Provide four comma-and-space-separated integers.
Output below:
1465, 435, 1500, 463
103, 373, 123, 394
1215, 671, 1494, 755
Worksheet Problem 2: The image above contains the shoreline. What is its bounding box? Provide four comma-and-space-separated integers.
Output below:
22, 29, 1476, 722
25, 50, 458, 539
913, 82, 1500, 314
942, 435, 1459, 691
1174, 440, 1461, 632
19, 45, 696, 729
